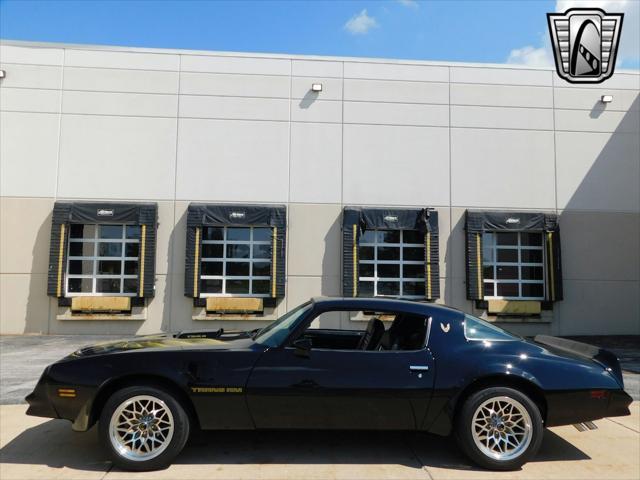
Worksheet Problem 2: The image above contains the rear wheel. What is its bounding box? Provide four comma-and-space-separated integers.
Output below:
455, 387, 543, 471
99, 385, 190, 471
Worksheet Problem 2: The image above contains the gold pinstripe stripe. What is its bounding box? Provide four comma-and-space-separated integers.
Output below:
547, 232, 555, 301
426, 232, 432, 299
138, 225, 146, 297
56, 224, 65, 297
193, 227, 200, 298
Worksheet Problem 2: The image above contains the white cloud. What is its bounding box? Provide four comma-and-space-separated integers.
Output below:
506, 0, 639, 68
344, 9, 378, 35
397, 0, 419, 8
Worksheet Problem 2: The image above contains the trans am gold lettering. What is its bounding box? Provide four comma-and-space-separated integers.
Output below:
190, 386, 243, 394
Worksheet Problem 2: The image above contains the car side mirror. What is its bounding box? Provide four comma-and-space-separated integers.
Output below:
292, 337, 312, 358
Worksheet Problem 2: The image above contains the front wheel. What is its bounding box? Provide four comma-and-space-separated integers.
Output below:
455, 387, 543, 471
98, 385, 190, 471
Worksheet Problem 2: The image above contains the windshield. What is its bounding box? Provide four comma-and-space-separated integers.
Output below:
253, 302, 312, 347
463, 314, 519, 341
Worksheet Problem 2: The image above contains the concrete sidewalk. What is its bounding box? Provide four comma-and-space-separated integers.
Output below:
1, 403, 638, 480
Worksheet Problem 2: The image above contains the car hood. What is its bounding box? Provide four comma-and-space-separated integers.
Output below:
68, 330, 256, 358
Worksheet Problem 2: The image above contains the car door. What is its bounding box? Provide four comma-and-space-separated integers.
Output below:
246, 339, 435, 430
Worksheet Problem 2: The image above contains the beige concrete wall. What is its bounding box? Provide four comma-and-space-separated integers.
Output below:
1, 41, 639, 336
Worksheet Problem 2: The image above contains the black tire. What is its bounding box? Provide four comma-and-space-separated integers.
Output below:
98, 385, 190, 471
455, 386, 543, 471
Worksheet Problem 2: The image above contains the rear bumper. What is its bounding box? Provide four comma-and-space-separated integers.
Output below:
545, 389, 633, 427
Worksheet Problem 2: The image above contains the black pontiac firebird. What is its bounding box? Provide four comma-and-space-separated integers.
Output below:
27, 297, 632, 471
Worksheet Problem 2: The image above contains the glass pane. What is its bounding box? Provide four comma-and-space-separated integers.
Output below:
202, 244, 223, 258
125, 243, 139, 258
403, 281, 425, 296
226, 279, 249, 294
483, 232, 495, 247
253, 244, 270, 259
68, 260, 93, 275
521, 249, 543, 263
378, 281, 400, 296
69, 241, 95, 257
522, 266, 544, 280
124, 261, 139, 275
521, 232, 542, 247
483, 265, 494, 280
403, 230, 422, 244
227, 244, 250, 259
68, 278, 92, 293
252, 280, 270, 295
497, 249, 518, 263
123, 279, 138, 293
496, 232, 518, 246
125, 225, 140, 239
201, 261, 222, 276
98, 243, 122, 257
70, 224, 95, 239
361, 230, 376, 243
403, 247, 424, 261
497, 283, 519, 297
379, 230, 400, 244
99, 225, 122, 239
253, 228, 271, 242
97, 278, 121, 293
359, 246, 374, 260
226, 262, 250, 276
253, 262, 271, 277
464, 314, 517, 341
522, 283, 544, 298
201, 279, 222, 294
227, 228, 250, 241
378, 264, 400, 278
358, 281, 374, 296
484, 282, 495, 297
358, 263, 374, 278
378, 247, 400, 261
483, 244, 494, 262
98, 260, 121, 275
496, 266, 518, 280
203, 227, 223, 241
403, 264, 424, 278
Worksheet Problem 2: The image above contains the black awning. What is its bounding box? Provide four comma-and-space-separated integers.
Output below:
187, 203, 286, 228
53, 201, 157, 225
343, 206, 438, 233
466, 210, 558, 233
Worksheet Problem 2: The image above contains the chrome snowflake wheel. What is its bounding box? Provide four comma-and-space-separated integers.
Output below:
471, 396, 532, 461
108, 395, 175, 462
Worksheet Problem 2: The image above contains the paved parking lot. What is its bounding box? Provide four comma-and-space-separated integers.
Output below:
1, 403, 638, 480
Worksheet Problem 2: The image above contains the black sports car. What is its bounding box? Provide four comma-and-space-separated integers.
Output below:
26, 297, 632, 471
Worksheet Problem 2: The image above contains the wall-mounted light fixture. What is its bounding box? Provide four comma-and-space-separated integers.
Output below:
601, 95, 613, 103
311, 83, 322, 92
0, 69, 5, 79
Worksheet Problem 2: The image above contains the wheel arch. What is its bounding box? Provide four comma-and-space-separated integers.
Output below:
88, 374, 200, 430
452, 374, 548, 425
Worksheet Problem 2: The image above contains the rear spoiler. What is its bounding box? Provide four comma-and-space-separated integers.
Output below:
534, 335, 624, 388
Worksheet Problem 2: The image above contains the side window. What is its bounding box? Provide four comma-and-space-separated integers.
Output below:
299, 310, 429, 352
463, 314, 518, 341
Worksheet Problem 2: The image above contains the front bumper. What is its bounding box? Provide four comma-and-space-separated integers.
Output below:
25, 369, 59, 419
546, 389, 633, 427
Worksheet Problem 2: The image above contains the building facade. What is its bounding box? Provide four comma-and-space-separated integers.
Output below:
1, 40, 638, 336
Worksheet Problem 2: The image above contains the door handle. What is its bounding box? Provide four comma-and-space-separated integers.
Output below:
409, 365, 429, 371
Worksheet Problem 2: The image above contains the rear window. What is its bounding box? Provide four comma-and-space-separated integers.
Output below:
463, 314, 518, 341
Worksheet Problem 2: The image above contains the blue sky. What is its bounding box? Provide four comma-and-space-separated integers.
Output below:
1, 0, 638, 69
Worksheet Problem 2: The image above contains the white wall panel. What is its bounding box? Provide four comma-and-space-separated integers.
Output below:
344, 62, 448, 82
180, 72, 289, 98
0, 87, 60, 113
0, 44, 64, 65
451, 128, 555, 209
0, 63, 62, 89
57, 115, 177, 199
65, 48, 179, 71
451, 105, 553, 130
0, 112, 59, 197
289, 122, 342, 203
292, 60, 342, 78
343, 124, 449, 206
451, 66, 552, 86
344, 101, 448, 127
181, 55, 290, 75
291, 99, 341, 123
292, 77, 342, 100
451, 83, 553, 108
344, 79, 448, 104
64, 67, 179, 94
554, 88, 639, 111
63, 91, 178, 117
180, 95, 288, 121
555, 108, 640, 133
176, 118, 289, 202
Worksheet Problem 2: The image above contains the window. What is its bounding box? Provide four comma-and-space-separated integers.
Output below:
66, 224, 140, 296
200, 226, 271, 297
482, 232, 545, 299
358, 229, 425, 299
463, 314, 518, 341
